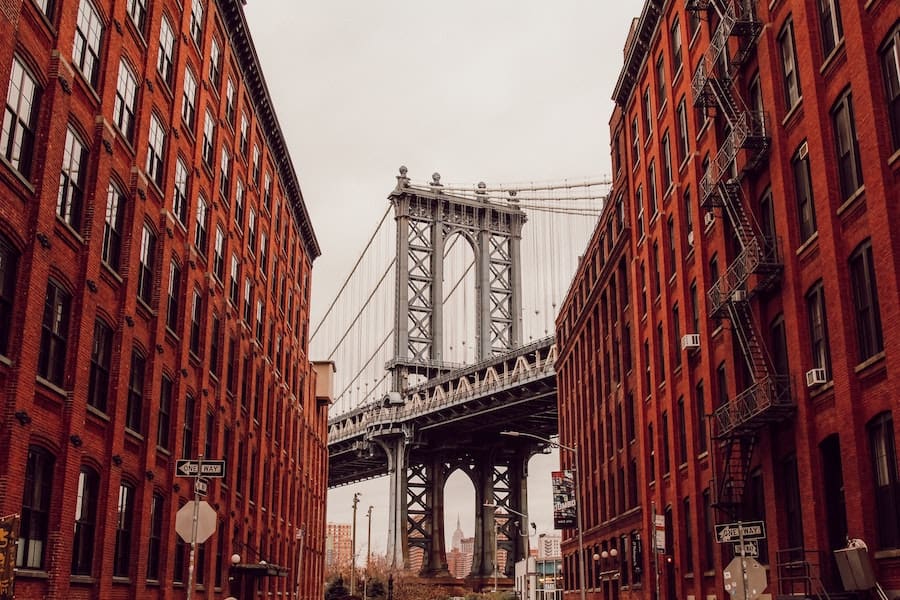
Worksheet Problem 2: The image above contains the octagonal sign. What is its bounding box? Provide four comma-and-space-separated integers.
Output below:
723, 557, 767, 600
175, 501, 217, 544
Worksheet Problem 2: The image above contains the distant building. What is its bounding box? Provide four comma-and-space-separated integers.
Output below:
451, 515, 465, 550
536, 533, 562, 560
326, 523, 352, 569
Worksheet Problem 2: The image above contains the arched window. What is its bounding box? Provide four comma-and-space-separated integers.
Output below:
18, 446, 55, 569
72, 466, 100, 574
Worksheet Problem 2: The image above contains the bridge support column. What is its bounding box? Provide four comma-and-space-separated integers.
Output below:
406, 453, 451, 577
377, 435, 410, 570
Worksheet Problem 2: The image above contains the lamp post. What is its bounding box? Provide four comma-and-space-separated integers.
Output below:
502, 431, 586, 600
351, 492, 361, 597
365, 506, 373, 600
484, 502, 532, 599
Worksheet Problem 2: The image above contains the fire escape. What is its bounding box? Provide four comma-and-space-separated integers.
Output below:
687, 0, 794, 516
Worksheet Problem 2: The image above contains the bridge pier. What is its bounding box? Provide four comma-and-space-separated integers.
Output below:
374, 433, 410, 570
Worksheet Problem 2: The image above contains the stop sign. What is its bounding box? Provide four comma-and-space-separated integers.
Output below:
724, 557, 767, 600
175, 501, 218, 543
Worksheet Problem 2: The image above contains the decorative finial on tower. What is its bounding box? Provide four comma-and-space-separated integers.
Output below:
476, 181, 487, 198
396, 165, 410, 190
430, 172, 443, 187
508, 190, 519, 202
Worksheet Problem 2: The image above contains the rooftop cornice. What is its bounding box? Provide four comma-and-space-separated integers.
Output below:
216, 0, 321, 261
612, 0, 663, 107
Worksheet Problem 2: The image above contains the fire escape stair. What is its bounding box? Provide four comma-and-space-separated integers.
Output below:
714, 434, 756, 514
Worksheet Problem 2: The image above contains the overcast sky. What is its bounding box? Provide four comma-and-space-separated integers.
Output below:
243, 0, 645, 558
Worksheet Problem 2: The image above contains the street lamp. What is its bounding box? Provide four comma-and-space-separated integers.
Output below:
351, 492, 361, 597
484, 502, 533, 599
502, 431, 586, 600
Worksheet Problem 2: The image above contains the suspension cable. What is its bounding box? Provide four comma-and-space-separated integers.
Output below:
325, 258, 396, 360
310, 204, 392, 342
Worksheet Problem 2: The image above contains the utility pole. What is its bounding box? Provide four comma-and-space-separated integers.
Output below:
351, 492, 361, 597
365, 506, 373, 600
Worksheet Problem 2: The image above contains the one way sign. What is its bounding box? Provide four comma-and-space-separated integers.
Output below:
176, 459, 226, 478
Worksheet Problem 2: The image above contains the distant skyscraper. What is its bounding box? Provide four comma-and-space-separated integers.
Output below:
451, 515, 465, 551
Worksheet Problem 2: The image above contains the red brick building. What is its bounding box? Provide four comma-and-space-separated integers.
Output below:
0, 0, 329, 598
557, 1, 900, 600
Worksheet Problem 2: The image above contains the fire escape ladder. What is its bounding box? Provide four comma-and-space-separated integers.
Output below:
715, 433, 757, 514
727, 300, 771, 385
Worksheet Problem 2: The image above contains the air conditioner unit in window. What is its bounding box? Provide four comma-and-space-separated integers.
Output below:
806, 368, 827, 387
681, 334, 701, 351
731, 290, 747, 302
687, 231, 695, 247
704, 212, 715, 228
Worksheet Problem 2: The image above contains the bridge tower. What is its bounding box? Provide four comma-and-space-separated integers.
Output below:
376, 167, 532, 578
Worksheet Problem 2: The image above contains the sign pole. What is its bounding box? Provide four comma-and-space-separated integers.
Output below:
186, 454, 203, 600
653, 502, 661, 600
738, 521, 749, 600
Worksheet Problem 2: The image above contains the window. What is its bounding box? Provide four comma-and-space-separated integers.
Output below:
248, 207, 257, 249
264, 172, 272, 208
670, 18, 684, 74
219, 146, 231, 199
209, 37, 222, 88
717, 361, 728, 407
252, 145, 261, 185
255, 299, 264, 343
792, 143, 816, 242
17, 446, 54, 569
210, 315, 221, 377
137, 224, 156, 305
38, 280, 70, 386
158, 375, 173, 449
643, 87, 653, 140
832, 90, 864, 199
0, 235, 19, 355
126, 350, 145, 432
849, 240, 883, 361
146, 493, 163, 580
672, 302, 681, 368
202, 109, 215, 167
779, 20, 802, 109
243, 278, 252, 323
781, 455, 804, 548
33, 0, 53, 20
194, 195, 208, 252
189, 0, 204, 46
882, 27, 900, 152
213, 226, 225, 281
190, 290, 202, 355
259, 231, 268, 276
807, 281, 832, 378
662, 132, 673, 189
676, 98, 689, 164
683, 497, 693, 573
655, 54, 666, 106
113, 481, 135, 577
126, 0, 146, 32
770, 314, 790, 378
702, 488, 714, 570
652, 241, 661, 296
174, 527, 186, 583
100, 182, 125, 271
166, 260, 181, 331
234, 179, 245, 229
157, 16, 175, 85
869, 412, 900, 548
225, 79, 236, 125
636, 185, 644, 239
146, 114, 166, 187
1, 56, 41, 178
240, 112, 249, 156
819, 0, 843, 57
71, 467, 99, 575
648, 160, 658, 215
173, 158, 189, 225
183, 394, 196, 458
87, 320, 112, 412
227, 337, 238, 394
229, 253, 240, 305
695, 381, 707, 453
113, 60, 138, 140
73, 0, 103, 87
182, 67, 198, 129
57, 128, 88, 230
631, 117, 640, 167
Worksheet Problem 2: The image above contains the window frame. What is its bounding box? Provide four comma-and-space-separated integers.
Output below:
1, 56, 42, 178
778, 19, 802, 110
38, 279, 70, 386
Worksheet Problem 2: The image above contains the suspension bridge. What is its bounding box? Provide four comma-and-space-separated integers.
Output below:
316, 167, 608, 587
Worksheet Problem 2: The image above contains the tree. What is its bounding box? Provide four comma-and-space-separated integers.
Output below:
325, 575, 349, 600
